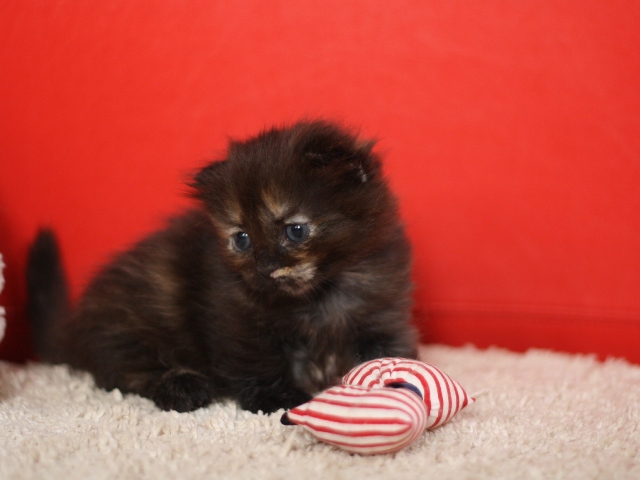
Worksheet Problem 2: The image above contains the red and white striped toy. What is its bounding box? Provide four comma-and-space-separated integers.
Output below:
282, 358, 475, 455
343, 357, 475, 429
283, 384, 428, 455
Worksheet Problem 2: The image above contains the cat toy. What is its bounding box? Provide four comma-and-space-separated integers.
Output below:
281, 358, 475, 455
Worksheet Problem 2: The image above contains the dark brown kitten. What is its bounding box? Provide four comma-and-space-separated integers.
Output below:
27, 120, 417, 413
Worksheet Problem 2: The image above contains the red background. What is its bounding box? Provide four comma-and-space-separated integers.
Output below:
1, 1, 639, 363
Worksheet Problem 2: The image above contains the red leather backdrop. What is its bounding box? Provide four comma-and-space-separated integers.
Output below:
1, 1, 639, 363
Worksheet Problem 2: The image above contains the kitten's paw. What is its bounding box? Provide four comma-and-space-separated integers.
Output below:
239, 388, 311, 414
151, 369, 215, 413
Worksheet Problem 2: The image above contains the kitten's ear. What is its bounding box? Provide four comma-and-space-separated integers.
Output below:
300, 126, 381, 185
190, 160, 228, 199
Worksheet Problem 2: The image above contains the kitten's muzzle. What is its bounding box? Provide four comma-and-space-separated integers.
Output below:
256, 255, 281, 279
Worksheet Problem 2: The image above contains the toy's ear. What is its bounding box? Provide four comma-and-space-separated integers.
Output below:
280, 412, 295, 425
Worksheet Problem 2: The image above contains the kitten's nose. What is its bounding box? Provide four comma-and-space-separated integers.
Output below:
256, 255, 281, 279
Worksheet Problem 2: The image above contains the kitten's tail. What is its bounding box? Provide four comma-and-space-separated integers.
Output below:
26, 229, 70, 362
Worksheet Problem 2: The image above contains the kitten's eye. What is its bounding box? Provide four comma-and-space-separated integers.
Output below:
232, 231, 252, 251
285, 224, 310, 243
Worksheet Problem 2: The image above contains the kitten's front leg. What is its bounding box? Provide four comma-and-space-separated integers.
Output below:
68, 333, 219, 413
114, 367, 219, 412
147, 368, 216, 413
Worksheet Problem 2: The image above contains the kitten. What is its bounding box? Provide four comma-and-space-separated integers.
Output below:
27, 120, 417, 414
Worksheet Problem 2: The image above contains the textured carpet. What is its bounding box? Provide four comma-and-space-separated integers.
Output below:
1, 344, 638, 479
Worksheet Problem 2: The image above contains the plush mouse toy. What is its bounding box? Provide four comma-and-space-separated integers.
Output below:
281, 358, 475, 455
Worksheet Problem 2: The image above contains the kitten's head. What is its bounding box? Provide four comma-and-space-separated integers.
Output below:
193, 121, 402, 300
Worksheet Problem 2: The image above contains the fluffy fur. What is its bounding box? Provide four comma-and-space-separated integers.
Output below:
27, 120, 417, 413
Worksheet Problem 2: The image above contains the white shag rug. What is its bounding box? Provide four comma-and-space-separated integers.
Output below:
1, 344, 639, 479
